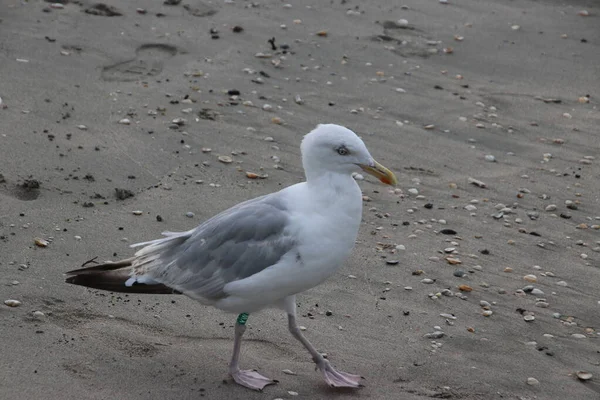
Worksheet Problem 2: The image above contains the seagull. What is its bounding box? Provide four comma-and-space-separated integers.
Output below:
66, 123, 397, 391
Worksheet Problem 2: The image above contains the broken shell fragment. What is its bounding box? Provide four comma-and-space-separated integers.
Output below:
576, 371, 592, 381
578, 96, 590, 104
446, 257, 462, 265
4, 299, 21, 307
245, 171, 267, 179
34, 238, 49, 247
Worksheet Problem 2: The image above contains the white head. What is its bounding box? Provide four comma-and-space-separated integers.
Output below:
301, 124, 397, 185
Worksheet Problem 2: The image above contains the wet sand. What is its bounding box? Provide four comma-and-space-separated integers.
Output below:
1, 0, 599, 399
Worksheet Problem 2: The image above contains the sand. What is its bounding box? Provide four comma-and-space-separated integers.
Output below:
1, 0, 599, 399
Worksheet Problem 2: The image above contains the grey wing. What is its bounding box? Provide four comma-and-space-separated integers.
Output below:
128, 193, 297, 301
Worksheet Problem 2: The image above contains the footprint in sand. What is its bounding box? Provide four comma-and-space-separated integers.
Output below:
372, 20, 436, 58
101, 44, 178, 82
0, 176, 42, 201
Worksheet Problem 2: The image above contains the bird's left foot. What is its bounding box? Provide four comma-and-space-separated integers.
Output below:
231, 369, 276, 391
318, 360, 363, 388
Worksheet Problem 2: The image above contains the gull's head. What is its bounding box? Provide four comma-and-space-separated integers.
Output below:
301, 124, 398, 185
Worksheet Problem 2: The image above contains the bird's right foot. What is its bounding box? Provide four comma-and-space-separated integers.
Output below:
230, 369, 276, 391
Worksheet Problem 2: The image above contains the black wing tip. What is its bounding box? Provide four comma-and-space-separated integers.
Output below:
65, 270, 182, 295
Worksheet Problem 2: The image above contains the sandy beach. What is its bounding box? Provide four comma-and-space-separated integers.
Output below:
1, 0, 599, 399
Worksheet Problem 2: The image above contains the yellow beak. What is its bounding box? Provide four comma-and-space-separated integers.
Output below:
359, 160, 398, 186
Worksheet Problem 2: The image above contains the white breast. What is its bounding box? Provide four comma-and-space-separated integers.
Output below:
219, 177, 363, 312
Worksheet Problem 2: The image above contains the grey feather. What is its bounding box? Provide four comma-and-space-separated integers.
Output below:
130, 193, 296, 301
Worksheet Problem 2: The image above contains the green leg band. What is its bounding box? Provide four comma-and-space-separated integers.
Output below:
236, 312, 249, 325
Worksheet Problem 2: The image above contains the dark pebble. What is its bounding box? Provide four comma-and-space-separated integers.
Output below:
156, 215, 163, 222
453, 269, 466, 277
85, 3, 122, 16
424, 203, 433, 209
115, 188, 134, 200
227, 89, 241, 96
440, 229, 457, 235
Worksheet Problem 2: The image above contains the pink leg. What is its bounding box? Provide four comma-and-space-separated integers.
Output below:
229, 318, 276, 391
284, 296, 363, 388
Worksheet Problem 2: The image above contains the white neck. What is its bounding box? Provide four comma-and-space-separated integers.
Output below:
306, 171, 356, 193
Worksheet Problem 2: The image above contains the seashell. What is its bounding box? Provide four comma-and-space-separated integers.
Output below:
34, 238, 49, 247
576, 371, 592, 381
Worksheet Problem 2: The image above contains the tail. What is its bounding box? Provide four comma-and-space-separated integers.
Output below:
65, 257, 181, 295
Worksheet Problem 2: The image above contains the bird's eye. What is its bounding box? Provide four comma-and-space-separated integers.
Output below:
337, 146, 349, 156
